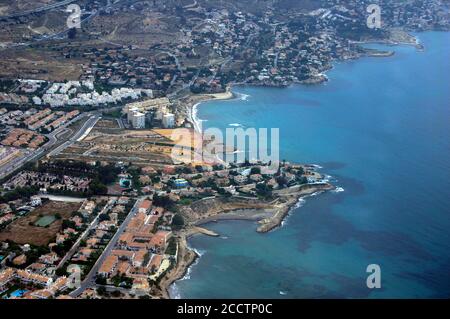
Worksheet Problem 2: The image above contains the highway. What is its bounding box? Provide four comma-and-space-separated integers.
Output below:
69, 198, 142, 298
0, 112, 97, 181
47, 113, 101, 157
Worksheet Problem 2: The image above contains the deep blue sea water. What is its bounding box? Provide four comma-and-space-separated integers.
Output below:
171, 32, 450, 298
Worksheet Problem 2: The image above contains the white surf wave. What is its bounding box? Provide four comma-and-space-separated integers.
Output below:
309, 191, 321, 197
191, 102, 204, 133
192, 248, 206, 257
333, 187, 345, 193
169, 284, 182, 299
280, 198, 306, 228
235, 92, 250, 101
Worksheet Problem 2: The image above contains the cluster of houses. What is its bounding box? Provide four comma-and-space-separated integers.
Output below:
0, 267, 69, 299
98, 199, 173, 295
0, 93, 29, 105
2, 171, 91, 193
25, 109, 80, 132
79, 47, 180, 93
0, 196, 42, 228
0, 107, 79, 133
0, 198, 117, 299
1, 129, 46, 149
69, 198, 126, 265
139, 161, 321, 201
32, 80, 153, 108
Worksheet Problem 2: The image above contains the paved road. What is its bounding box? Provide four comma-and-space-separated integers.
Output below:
47, 113, 101, 157
208, 57, 232, 85
56, 199, 116, 270
69, 198, 142, 298
0, 113, 92, 180
0, 0, 119, 50
0, 0, 77, 20
39, 194, 86, 203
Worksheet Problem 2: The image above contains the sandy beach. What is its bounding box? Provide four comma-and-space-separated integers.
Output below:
186, 87, 235, 134
163, 86, 337, 299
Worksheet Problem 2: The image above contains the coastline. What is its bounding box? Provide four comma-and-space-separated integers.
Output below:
257, 183, 334, 233
167, 62, 341, 299
162, 181, 334, 298
187, 87, 235, 133
164, 31, 426, 299
183, 31, 423, 130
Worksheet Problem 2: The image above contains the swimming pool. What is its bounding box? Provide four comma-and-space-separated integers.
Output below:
9, 289, 28, 298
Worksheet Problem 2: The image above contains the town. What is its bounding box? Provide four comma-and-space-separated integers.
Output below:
0, 0, 448, 300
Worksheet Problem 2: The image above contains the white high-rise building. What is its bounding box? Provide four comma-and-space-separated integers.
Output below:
130, 111, 146, 129
162, 113, 175, 128
127, 107, 139, 123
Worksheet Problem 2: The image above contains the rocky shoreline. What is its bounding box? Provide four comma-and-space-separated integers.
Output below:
257, 183, 335, 233
163, 31, 412, 299
161, 181, 334, 298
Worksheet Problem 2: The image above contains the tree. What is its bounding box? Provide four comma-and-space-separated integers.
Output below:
62, 219, 76, 230
153, 194, 173, 209
218, 188, 231, 197
99, 213, 110, 222
89, 178, 108, 195
297, 176, 308, 185
171, 214, 185, 230
55, 267, 68, 277
256, 183, 273, 199
68, 28, 77, 39
165, 237, 177, 255
276, 175, 288, 188
97, 286, 107, 296
96, 275, 107, 286
250, 167, 261, 175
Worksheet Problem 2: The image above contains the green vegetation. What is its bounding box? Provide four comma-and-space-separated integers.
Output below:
0, 186, 39, 203
55, 265, 68, 277
52, 235, 77, 257
153, 194, 174, 209
179, 198, 192, 206
34, 215, 57, 227
171, 214, 185, 231
166, 237, 177, 255
34, 160, 121, 196
103, 109, 122, 119
256, 183, 273, 199
95, 275, 107, 286
111, 274, 133, 288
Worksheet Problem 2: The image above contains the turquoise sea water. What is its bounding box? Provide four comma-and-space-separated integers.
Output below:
172, 32, 450, 298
